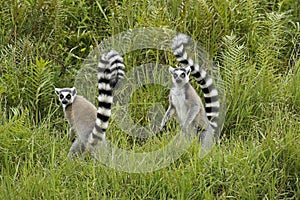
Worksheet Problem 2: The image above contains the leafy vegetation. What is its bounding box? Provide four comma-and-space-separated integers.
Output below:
0, 0, 299, 199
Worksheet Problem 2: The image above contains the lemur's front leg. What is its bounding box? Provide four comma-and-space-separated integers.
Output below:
160, 105, 175, 132
69, 127, 76, 142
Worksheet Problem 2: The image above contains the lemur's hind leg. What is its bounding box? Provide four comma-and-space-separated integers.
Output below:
67, 139, 86, 158
182, 104, 200, 133
197, 111, 215, 152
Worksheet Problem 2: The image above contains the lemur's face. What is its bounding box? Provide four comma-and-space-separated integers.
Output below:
55, 87, 77, 106
169, 66, 191, 85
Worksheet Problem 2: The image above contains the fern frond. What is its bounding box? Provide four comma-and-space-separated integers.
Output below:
0, 108, 29, 134
25, 58, 55, 123
220, 33, 246, 88
256, 12, 290, 70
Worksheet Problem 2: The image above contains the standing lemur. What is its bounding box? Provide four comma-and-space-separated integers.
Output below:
160, 34, 220, 150
55, 50, 125, 158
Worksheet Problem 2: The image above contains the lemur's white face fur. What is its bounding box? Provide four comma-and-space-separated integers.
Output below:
169, 66, 191, 86
55, 87, 77, 106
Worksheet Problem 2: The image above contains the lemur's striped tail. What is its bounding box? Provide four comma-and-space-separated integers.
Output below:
89, 50, 125, 145
106, 50, 125, 89
172, 34, 219, 130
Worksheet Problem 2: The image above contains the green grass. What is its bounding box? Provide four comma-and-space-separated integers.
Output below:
0, 0, 299, 199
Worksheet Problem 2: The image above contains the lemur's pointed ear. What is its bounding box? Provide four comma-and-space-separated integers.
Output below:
186, 66, 191, 76
168, 66, 175, 74
55, 88, 61, 96
71, 87, 77, 96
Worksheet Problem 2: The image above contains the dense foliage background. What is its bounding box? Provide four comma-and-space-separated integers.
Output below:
0, 0, 299, 199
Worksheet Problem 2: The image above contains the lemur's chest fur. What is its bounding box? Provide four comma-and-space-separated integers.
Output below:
170, 84, 190, 124
64, 104, 74, 126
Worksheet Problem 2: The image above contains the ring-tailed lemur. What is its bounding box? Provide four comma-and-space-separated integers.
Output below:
55, 50, 125, 158
160, 34, 220, 149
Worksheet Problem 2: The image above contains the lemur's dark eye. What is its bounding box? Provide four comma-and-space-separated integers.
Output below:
59, 94, 64, 99
180, 73, 186, 78
66, 94, 71, 100
173, 74, 178, 78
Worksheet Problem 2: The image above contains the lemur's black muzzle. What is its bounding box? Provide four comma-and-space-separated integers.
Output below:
62, 100, 68, 104
176, 79, 182, 83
